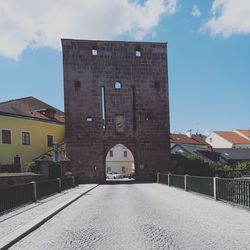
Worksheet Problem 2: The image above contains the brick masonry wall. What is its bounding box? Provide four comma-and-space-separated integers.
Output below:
62, 39, 171, 183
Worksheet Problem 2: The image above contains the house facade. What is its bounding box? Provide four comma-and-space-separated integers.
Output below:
0, 97, 65, 170
106, 144, 135, 176
206, 131, 250, 149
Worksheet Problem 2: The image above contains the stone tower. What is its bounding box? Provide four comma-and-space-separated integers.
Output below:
62, 39, 171, 183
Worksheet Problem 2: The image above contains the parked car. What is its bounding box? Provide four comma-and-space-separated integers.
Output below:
106, 172, 123, 179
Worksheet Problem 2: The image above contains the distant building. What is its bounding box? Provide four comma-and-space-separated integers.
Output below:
206, 130, 250, 149
106, 144, 135, 176
170, 133, 209, 150
0, 97, 65, 170
213, 148, 250, 167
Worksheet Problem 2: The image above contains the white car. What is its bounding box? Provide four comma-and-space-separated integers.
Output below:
106, 172, 123, 179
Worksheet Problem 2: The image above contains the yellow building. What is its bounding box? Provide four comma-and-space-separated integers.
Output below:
0, 97, 65, 170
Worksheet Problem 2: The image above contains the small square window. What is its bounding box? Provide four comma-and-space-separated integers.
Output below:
86, 116, 93, 122
2, 130, 11, 144
47, 135, 53, 147
136, 50, 141, 57
92, 49, 98, 56
22, 132, 30, 145
74, 81, 81, 88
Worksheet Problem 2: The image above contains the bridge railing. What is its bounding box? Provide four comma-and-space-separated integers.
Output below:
170, 174, 185, 189
0, 177, 77, 214
217, 178, 250, 207
157, 173, 250, 208
187, 176, 214, 197
0, 183, 33, 213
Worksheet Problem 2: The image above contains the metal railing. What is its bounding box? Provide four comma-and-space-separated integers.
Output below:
61, 177, 74, 190
158, 173, 168, 185
0, 183, 33, 213
158, 173, 250, 208
187, 176, 214, 197
169, 174, 185, 189
217, 178, 250, 207
36, 179, 60, 199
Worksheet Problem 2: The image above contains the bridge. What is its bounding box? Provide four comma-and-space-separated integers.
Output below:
0, 179, 249, 249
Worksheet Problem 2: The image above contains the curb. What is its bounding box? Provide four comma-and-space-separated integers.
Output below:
0, 184, 99, 250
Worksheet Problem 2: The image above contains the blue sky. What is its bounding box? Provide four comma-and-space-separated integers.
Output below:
0, 0, 249, 135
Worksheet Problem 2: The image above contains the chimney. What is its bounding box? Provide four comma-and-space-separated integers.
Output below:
186, 129, 192, 138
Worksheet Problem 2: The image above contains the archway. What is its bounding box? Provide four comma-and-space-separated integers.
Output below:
105, 144, 135, 181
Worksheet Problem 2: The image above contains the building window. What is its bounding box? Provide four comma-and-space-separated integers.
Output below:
135, 48, 141, 57
209, 138, 212, 143
122, 166, 126, 173
124, 151, 127, 157
92, 49, 98, 56
74, 80, 81, 88
86, 116, 93, 122
2, 130, 11, 144
107, 167, 111, 173
22, 132, 30, 145
114, 81, 122, 89
109, 150, 113, 157
47, 135, 53, 147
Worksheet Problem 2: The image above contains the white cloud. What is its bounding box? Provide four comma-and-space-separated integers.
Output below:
0, 0, 177, 60
204, 0, 250, 37
191, 5, 201, 17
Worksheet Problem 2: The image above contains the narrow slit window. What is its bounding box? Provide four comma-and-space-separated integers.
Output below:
114, 81, 122, 89
132, 86, 136, 131
101, 86, 106, 129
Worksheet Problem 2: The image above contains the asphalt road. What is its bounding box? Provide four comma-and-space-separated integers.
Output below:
10, 183, 250, 250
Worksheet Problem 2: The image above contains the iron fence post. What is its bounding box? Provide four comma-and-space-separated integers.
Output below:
57, 178, 61, 193
168, 173, 171, 186
157, 172, 160, 183
185, 175, 188, 192
213, 177, 218, 200
31, 181, 37, 202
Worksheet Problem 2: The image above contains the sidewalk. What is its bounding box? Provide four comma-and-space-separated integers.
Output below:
0, 184, 98, 249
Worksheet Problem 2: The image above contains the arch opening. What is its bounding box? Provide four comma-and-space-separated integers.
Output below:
105, 144, 135, 181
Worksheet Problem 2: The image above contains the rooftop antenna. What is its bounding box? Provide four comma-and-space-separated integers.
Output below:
174, 125, 177, 134
196, 122, 199, 135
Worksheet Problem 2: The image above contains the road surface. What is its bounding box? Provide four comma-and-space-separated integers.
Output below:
10, 183, 250, 250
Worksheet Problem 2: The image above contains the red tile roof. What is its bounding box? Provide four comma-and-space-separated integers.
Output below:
236, 129, 250, 139
171, 134, 208, 145
215, 131, 250, 144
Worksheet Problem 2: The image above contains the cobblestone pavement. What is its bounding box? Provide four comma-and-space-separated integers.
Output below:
10, 183, 250, 250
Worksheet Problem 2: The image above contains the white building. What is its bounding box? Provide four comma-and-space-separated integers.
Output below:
206, 130, 250, 149
106, 144, 135, 176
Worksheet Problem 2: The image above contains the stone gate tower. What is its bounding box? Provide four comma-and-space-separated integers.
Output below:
62, 39, 171, 183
